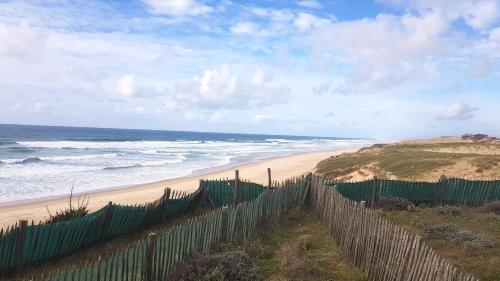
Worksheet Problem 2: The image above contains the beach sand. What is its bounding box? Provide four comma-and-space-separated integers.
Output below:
0, 148, 358, 228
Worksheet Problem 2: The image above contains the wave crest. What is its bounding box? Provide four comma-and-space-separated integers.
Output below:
103, 164, 142, 171
17, 157, 43, 164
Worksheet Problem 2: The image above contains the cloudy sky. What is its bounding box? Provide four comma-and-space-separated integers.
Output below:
0, 0, 499, 139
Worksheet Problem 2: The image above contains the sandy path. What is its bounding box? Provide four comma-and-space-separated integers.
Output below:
0, 148, 358, 228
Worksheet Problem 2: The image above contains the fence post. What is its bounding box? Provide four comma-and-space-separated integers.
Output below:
220, 206, 229, 242
145, 232, 156, 281
101, 201, 114, 237
234, 170, 240, 205
161, 188, 171, 220
436, 175, 447, 206
370, 176, 379, 208
267, 168, 272, 189
302, 172, 313, 208
16, 220, 27, 271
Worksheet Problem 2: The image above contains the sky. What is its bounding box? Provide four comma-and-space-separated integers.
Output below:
0, 0, 499, 140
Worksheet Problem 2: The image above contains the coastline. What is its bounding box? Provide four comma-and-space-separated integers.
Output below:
0, 148, 359, 228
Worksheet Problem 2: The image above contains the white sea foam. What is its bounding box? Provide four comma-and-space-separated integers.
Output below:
0, 138, 374, 203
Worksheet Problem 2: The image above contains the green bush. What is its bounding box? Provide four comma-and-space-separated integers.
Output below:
168, 250, 263, 281
423, 224, 495, 249
374, 197, 412, 211
477, 201, 500, 215
434, 206, 462, 219
45, 191, 89, 224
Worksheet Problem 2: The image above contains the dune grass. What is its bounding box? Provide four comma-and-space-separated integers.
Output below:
316, 142, 500, 180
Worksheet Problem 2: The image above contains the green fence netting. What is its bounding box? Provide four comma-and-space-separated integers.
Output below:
325, 177, 500, 206
0, 179, 267, 275
41, 177, 306, 281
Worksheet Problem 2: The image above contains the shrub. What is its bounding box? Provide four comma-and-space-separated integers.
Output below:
423, 224, 495, 250
298, 234, 313, 250
45, 190, 89, 224
374, 197, 412, 211
477, 201, 500, 215
434, 206, 463, 219
167, 250, 263, 281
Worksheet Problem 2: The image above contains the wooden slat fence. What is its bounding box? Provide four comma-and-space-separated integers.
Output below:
31, 176, 308, 281
0, 179, 267, 276
310, 176, 479, 281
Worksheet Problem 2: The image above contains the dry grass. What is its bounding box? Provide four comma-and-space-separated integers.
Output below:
379, 206, 500, 281
45, 189, 89, 224
225, 210, 367, 281
316, 141, 500, 181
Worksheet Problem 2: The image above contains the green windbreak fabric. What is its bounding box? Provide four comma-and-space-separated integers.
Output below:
0, 207, 107, 271
0, 179, 266, 275
43, 177, 306, 281
326, 177, 500, 206
203, 179, 266, 207
378, 179, 438, 205
332, 180, 372, 202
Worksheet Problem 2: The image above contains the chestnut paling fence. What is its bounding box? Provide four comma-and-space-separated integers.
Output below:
0, 179, 266, 275
29, 175, 480, 281
37, 177, 309, 281
310, 176, 479, 281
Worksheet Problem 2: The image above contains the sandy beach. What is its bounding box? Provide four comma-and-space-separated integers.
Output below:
0, 148, 358, 228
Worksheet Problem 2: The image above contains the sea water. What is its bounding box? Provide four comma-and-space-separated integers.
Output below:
0, 124, 372, 204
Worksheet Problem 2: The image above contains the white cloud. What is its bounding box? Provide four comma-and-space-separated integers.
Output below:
184, 111, 205, 120
231, 22, 259, 34
252, 114, 274, 124
135, 106, 149, 115
251, 69, 272, 88
294, 13, 331, 30
312, 82, 331, 95
0, 20, 46, 61
461, 1, 499, 30
296, 0, 322, 9
168, 65, 290, 109
142, 0, 213, 17
116, 75, 136, 97
468, 59, 493, 77
199, 66, 237, 101
376, 0, 499, 30
305, 11, 450, 92
209, 112, 224, 123
34, 101, 51, 112
490, 27, 500, 41
439, 101, 477, 120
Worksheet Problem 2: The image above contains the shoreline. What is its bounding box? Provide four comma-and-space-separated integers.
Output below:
0, 148, 359, 228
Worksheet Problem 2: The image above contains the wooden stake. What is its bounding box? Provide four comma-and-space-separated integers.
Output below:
267, 168, 272, 188
436, 175, 447, 206
220, 207, 229, 242
234, 170, 240, 205
16, 220, 27, 272
370, 176, 379, 208
146, 233, 157, 281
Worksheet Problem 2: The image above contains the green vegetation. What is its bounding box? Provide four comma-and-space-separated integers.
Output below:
316, 142, 500, 180
168, 251, 264, 281
379, 206, 500, 281
224, 210, 367, 281
45, 189, 89, 224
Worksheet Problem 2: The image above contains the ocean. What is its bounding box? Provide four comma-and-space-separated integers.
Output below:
0, 124, 372, 204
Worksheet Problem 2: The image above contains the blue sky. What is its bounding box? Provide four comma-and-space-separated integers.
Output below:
0, 0, 499, 139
